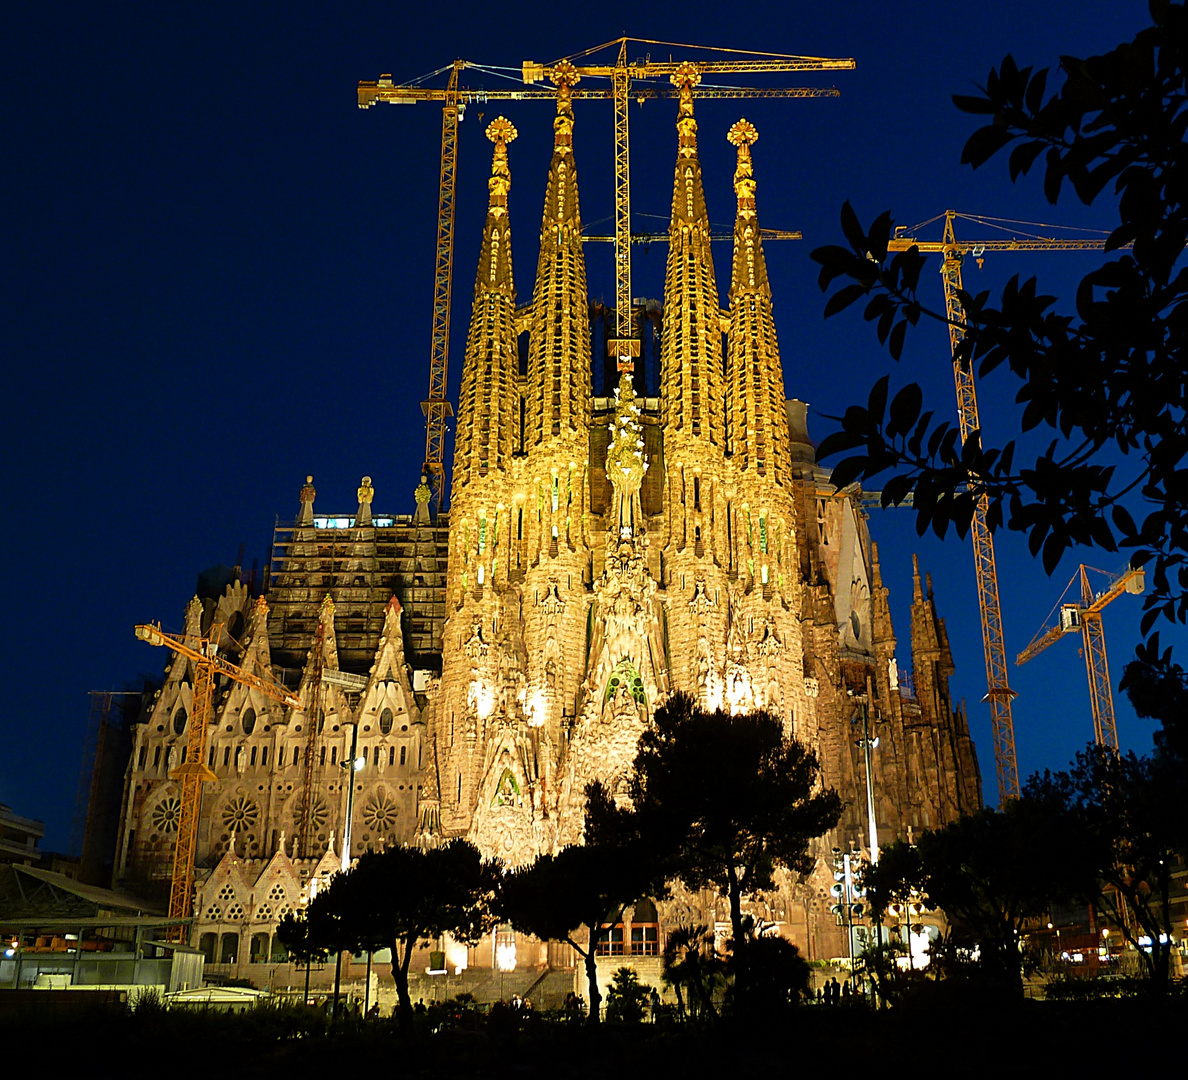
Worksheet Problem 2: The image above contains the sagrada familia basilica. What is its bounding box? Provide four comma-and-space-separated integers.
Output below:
113, 62, 980, 986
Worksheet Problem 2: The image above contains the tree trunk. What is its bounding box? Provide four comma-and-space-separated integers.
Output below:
390, 936, 414, 1025
727, 863, 748, 1001
575, 939, 601, 1026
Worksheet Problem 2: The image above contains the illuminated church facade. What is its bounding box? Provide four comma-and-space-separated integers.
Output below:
114, 62, 980, 982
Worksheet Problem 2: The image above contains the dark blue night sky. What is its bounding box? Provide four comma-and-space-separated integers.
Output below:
2, 1, 1174, 848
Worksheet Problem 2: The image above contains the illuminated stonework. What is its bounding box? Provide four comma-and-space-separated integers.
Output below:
114, 96, 981, 977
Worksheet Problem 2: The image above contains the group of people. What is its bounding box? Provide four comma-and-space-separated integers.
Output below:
562, 991, 585, 1022
817, 976, 861, 1005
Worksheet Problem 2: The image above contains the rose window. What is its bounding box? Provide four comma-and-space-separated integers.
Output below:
151, 796, 182, 834
362, 792, 398, 832
221, 796, 260, 833
291, 796, 328, 834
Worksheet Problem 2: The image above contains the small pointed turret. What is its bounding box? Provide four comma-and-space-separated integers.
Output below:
526, 61, 591, 448
453, 118, 520, 488
659, 63, 725, 447
726, 119, 791, 483
306, 594, 339, 677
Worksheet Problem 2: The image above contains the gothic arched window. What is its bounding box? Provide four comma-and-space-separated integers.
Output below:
379, 707, 393, 735
173, 708, 187, 736
241, 708, 256, 736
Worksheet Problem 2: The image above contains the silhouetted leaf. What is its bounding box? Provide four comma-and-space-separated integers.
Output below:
961, 125, 1016, 168
840, 200, 866, 252
887, 383, 923, 438
824, 283, 868, 318
867, 376, 889, 425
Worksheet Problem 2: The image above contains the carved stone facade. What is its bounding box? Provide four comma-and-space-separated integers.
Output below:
113, 74, 980, 969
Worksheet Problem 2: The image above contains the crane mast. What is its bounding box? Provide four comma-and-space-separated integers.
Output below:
297, 619, 327, 858
421, 61, 462, 514
888, 211, 1116, 802
135, 615, 300, 936
610, 40, 636, 372
1017, 565, 1144, 749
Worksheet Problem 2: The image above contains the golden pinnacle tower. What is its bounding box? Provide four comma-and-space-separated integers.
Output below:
114, 78, 982, 991
726, 119, 792, 488
453, 117, 519, 491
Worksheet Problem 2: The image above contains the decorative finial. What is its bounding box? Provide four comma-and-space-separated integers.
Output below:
414, 478, 432, 505
486, 116, 518, 148
671, 62, 701, 154
550, 59, 580, 91
277, 829, 287, 856
485, 117, 517, 216
728, 119, 759, 217
551, 61, 579, 149
670, 61, 702, 92
727, 118, 758, 149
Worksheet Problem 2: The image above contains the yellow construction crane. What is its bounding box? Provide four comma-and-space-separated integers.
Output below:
888, 210, 1114, 802
135, 613, 301, 935
1016, 564, 1145, 749
359, 39, 854, 510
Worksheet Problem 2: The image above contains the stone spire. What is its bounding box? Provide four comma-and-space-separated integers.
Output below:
453, 117, 520, 489
526, 61, 591, 448
910, 555, 983, 812
726, 120, 792, 484
870, 542, 896, 654
659, 63, 724, 448
911, 557, 955, 696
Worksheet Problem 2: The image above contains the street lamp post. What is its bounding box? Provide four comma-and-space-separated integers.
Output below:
331, 725, 367, 1020
852, 679, 882, 868
830, 847, 867, 978
341, 724, 366, 874
851, 680, 883, 1002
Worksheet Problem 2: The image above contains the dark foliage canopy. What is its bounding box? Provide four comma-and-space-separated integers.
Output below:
1025, 744, 1188, 990
295, 840, 497, 1017
629, 693, 841, 999
866, 801, 1092, 996
629, 693, 842, 902
496, 781, 655, 1024
810, 2, 1188, 642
